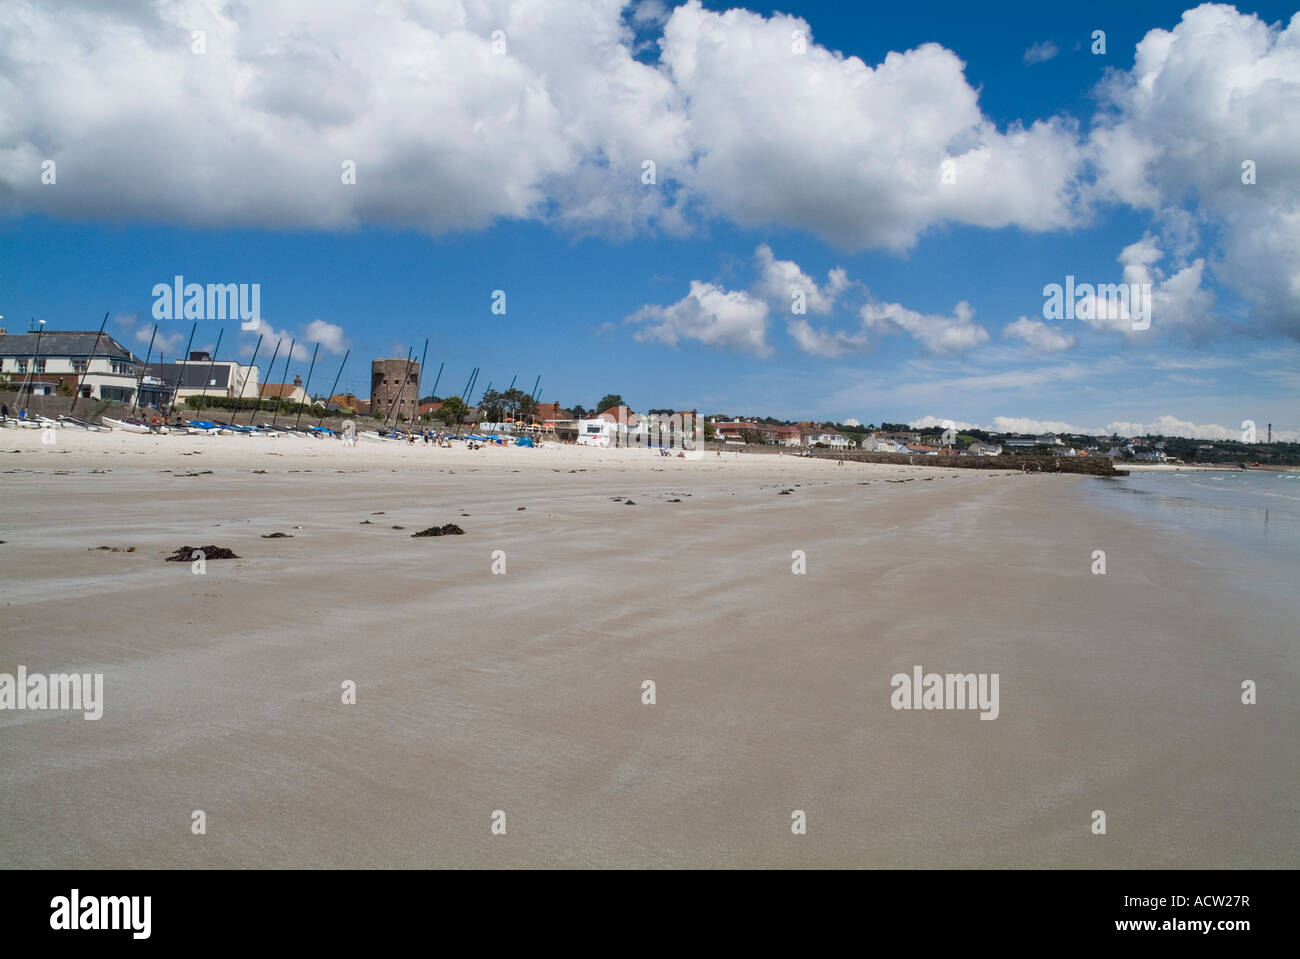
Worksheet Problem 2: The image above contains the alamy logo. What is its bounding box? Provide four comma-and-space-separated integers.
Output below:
0, 666, 103, 720
152, 275, 261, 330
890, 665, 1000, 720
1043, 275, 1151, 331
622, 411, 706, 460
50, 890, 151, 939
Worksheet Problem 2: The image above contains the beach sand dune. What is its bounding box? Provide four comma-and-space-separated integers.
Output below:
1, 430, 1296, 867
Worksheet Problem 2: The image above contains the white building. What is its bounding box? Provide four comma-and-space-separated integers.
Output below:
146, 352, 259, 401
577, 417, 617, 447
0, 329, 141, 403
803, 429, 851, 449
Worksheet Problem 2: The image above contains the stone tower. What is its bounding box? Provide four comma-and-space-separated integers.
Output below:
371, 358, 420, 421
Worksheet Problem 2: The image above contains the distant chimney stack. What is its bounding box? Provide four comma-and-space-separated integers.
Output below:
293, 375, 302, 386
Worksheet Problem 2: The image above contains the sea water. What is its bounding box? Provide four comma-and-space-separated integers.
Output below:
1082, 469, 1300, 600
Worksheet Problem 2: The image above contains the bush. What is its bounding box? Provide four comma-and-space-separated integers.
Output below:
184, 395, 326, 419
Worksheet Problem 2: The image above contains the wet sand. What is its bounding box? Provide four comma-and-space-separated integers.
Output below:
1, 429, 1296, 867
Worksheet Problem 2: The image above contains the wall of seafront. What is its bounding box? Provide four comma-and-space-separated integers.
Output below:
0, 391, 372, 432
822, 450, 1129, 475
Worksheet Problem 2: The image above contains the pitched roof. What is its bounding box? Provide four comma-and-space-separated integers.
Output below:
329, 393, 364, 410
259, 383, 302, 398
0, 331, 135, 361
533, 401, 572, 421
597, 405, 637, 423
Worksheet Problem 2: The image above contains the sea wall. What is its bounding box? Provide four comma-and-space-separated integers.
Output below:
824, 450, 1129, 475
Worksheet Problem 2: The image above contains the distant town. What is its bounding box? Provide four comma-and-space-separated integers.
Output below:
2, 326, 1297, 466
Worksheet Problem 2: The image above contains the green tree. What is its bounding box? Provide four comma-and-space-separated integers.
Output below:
437, 396, 468, 426
479, 389, 504, 422
595, 393, 624, 414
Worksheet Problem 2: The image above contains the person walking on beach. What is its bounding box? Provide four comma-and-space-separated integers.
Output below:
1, 402, 8, 421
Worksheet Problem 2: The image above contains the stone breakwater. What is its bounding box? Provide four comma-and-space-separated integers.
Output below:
824, 451, 1129, 475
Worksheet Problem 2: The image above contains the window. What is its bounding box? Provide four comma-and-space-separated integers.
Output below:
81, 386, 92, 398
74, 360, 86, 373
34, 359, 46, 373
16, 360, 27, 373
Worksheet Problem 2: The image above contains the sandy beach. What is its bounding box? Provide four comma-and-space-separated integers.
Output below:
1, 428, 1296, 868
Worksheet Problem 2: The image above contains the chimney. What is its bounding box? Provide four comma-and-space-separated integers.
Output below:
293, 375, 302, 386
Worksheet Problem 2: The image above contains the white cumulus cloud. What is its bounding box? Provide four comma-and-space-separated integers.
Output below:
754, 244, 849, 315
909, 415, 981, 431
1023, 40, 1058, 65
786, 318, 871, 358
1002, 316, 1076, 352
629, 280, 772, 356
1086, 5, 1300, 336
0, 0, 1086, 251
301, 319, 349, 355
859, 299, 988, 353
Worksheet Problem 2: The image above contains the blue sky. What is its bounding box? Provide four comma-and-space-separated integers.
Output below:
1, 0, 1297, 438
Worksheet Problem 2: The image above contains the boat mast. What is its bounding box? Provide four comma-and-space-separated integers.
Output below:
171, 323, 197, 419
382, 346, 414, 427
18, 319, 45, 413
232, 332, 263, 418
197, 327, 224, 416
294, 342, 320, 428
411, 338, 429, 430
247, 336, 282, 426
131, 324, 159, 416
68, 311, 108, 416
268, 338, 295, 429
316, 348, 350, 428
426, 361, 444, 413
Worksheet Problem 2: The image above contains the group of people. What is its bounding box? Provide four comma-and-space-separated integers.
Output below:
406, 429, 453, 447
